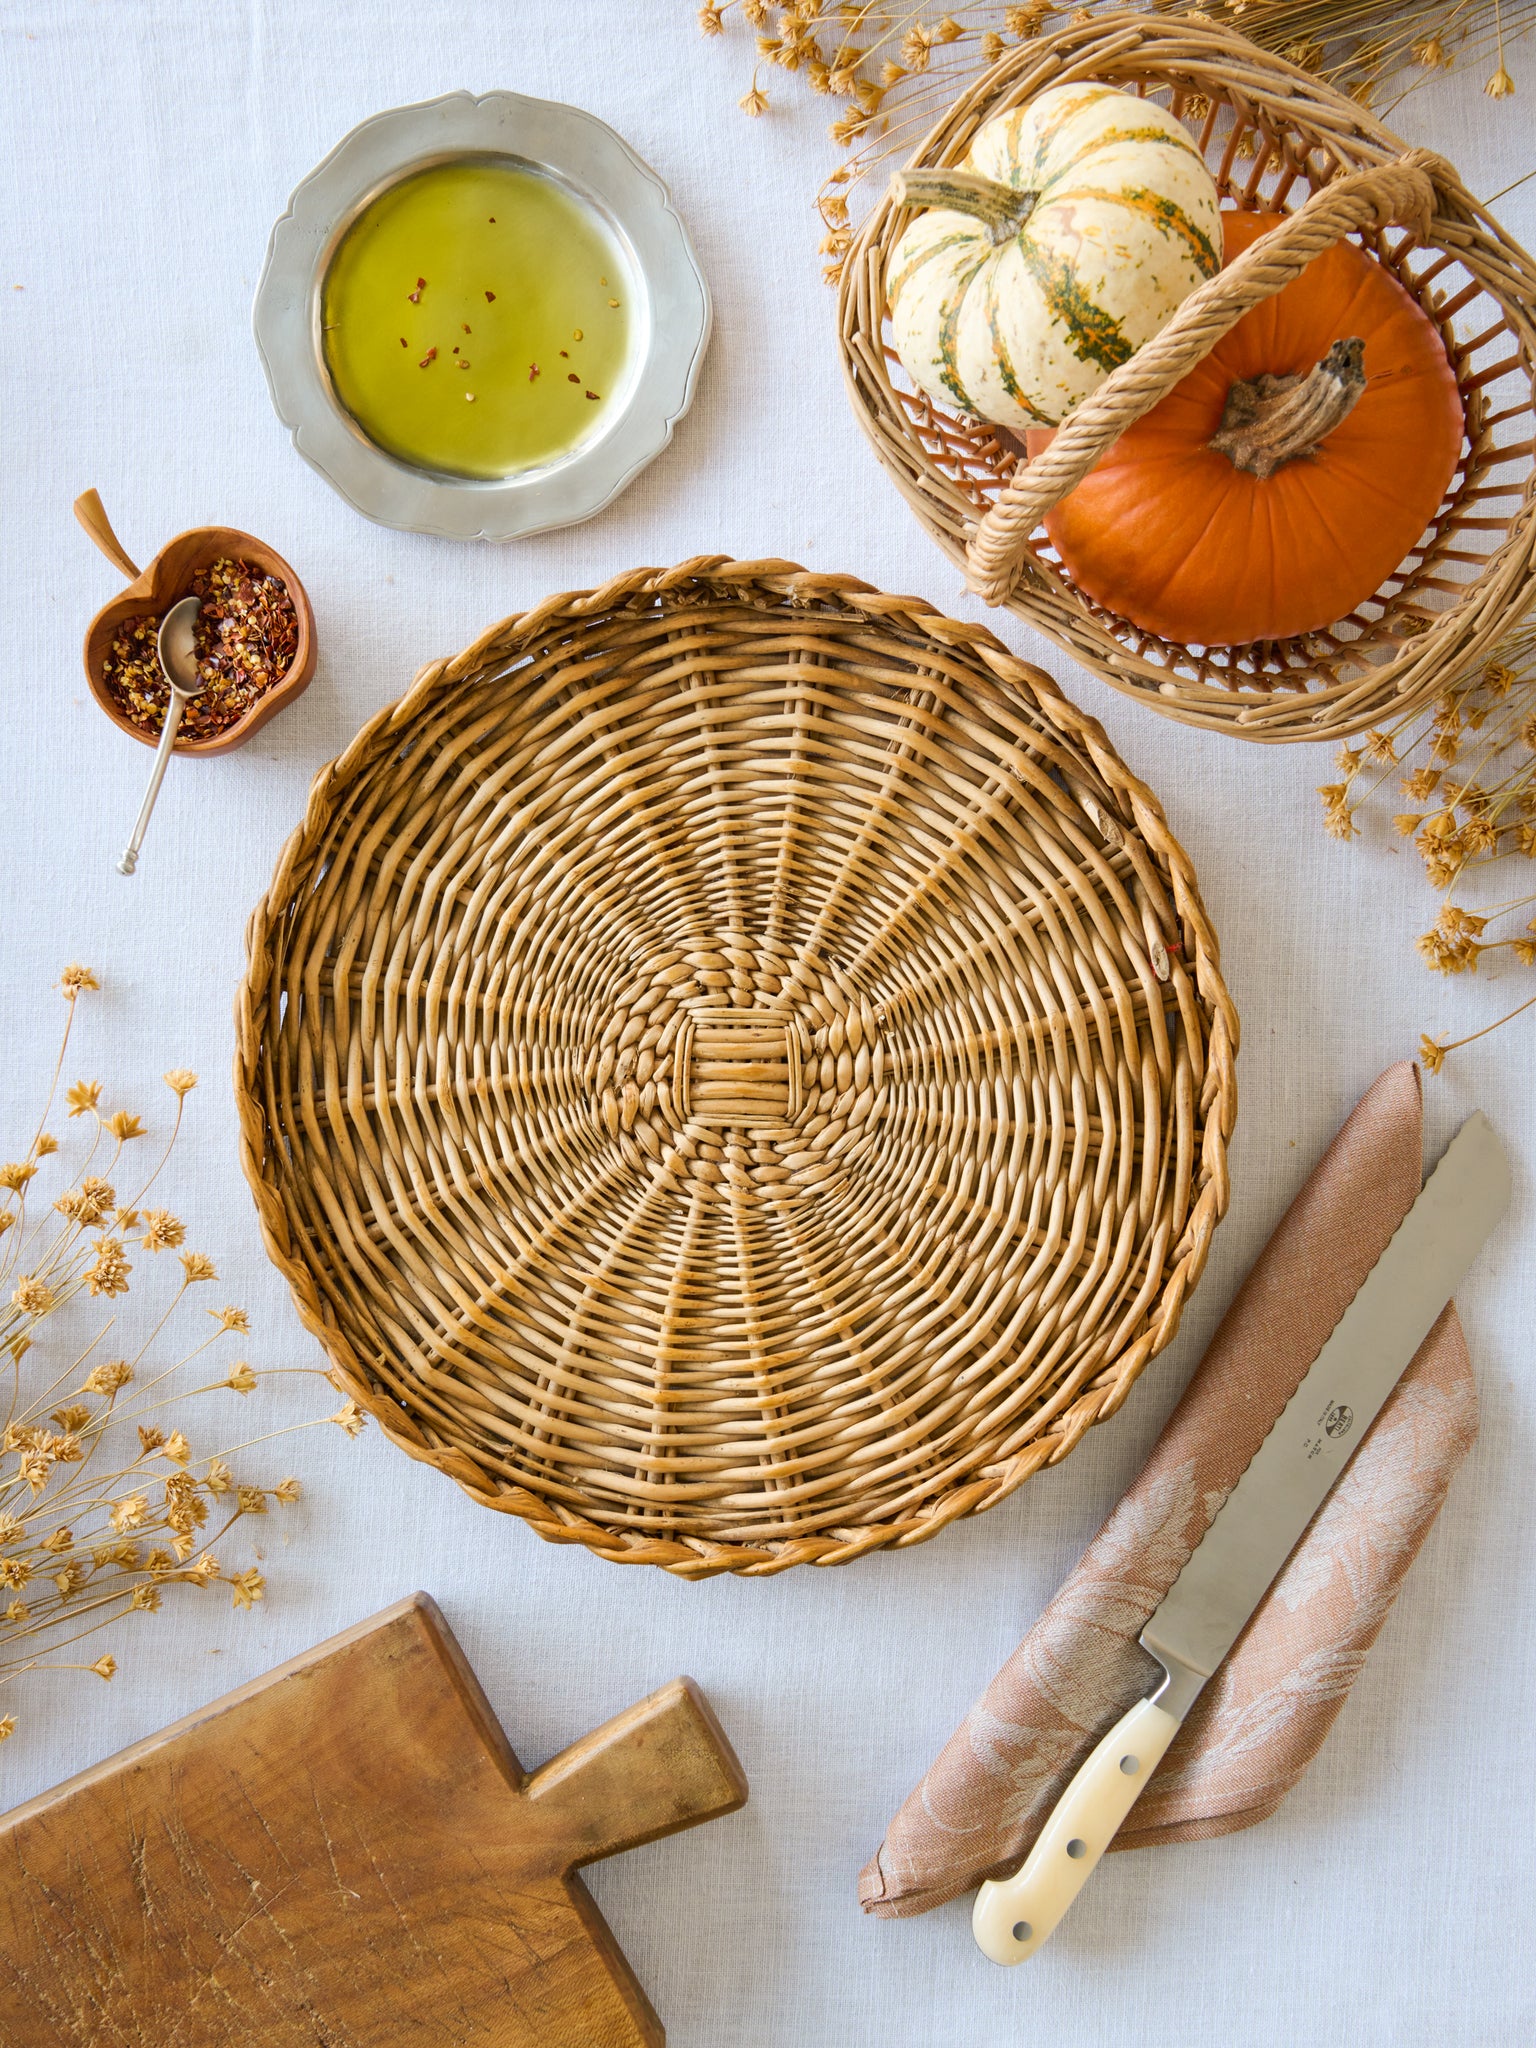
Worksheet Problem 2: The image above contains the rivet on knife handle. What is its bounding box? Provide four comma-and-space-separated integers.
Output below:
972, 1696, 1179, 1964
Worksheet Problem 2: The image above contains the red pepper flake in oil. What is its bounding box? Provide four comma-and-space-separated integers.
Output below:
419, 347, 437, 368
528, 363, 540, 381
484, 289, 496, 302
100, 558, 298, 744
585, 390, 600, 401
567, 372, 579, 383
399, 336, 408, 347
407, 277, 426, 303
462, 323, 471, 334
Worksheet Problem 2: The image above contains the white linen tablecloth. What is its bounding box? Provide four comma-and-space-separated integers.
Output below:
2, 5, 1532, 2041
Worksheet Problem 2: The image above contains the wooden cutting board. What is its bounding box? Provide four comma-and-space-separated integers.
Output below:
0, 1593, 747, 2046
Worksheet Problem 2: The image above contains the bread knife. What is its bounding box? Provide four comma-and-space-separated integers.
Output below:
973, 1109, 1510, 1964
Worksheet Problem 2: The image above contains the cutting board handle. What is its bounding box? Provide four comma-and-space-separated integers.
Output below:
522, 1676, 748, 1871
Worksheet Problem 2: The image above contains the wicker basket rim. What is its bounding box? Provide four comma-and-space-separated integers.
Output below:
838, 12, 1536, 742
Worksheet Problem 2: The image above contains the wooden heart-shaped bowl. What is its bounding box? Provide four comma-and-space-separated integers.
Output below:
84, 523, 316, 757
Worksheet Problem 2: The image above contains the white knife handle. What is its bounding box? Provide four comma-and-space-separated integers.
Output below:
972, 1696, 1179, 1964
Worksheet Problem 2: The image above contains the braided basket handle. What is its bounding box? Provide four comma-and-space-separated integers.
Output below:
964, 148, 1450, 604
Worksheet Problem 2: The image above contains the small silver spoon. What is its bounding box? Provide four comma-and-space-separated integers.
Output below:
116, 596, 206, 876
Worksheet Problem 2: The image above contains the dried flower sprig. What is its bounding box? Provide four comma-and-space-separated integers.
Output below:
1316, 621, 1536, 1068
0, 970, 365, 1747
697, 2, 1530, 279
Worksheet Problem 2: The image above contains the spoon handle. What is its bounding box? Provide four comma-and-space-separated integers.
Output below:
74, 489, 141, 582
117, 693, 188, 876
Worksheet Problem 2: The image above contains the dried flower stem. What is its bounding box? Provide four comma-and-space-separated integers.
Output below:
1318, 620, 1536, 1067
0, 972, 365, 1749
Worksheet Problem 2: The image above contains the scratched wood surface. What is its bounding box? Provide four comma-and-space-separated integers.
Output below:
0, 1594, 748, 2046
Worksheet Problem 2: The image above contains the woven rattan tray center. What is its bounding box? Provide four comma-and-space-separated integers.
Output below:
675, 1009, 806, 1128
237, 560, 1236, 1576
601, 964, 876, 1179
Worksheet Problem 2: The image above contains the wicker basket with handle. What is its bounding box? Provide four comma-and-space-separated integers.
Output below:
235, 559, 1236, 1577
839, 13, 1536, 743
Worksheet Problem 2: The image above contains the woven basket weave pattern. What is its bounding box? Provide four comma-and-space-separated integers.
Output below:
237, 561, 1236, 1576
839, 14, 1536, 742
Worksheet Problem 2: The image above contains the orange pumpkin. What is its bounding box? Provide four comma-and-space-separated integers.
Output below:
1027, 211, 1465, 646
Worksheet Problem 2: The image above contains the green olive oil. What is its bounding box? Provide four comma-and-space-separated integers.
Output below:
322, 158, 633, 479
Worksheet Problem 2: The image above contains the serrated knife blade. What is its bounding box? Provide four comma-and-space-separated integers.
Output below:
973, 1110, 1509, 1966
1142, 1108, 1509, 1698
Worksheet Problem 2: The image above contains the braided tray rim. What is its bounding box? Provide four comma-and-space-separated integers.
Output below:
235, 558, 1238, 1577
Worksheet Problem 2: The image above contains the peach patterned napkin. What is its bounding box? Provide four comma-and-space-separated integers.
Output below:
861, 1062, 1478, 1917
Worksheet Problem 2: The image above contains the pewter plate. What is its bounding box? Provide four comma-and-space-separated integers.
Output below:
252, 91, 711, 541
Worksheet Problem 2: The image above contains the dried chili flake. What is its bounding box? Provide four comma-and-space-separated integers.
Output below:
399, 336, 408, 347
528, 363, 540, 381
100, 558, 298, 744
407, 277, 426, 303
567, 373, 579, 384
484, 289, 496, 302
419, 347, 437, 368
585, 390, 599, 401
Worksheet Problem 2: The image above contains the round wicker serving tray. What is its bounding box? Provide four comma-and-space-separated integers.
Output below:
236, 560, 1237, 1576
839, 14, 1536, 743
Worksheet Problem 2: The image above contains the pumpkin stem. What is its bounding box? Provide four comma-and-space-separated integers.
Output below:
1208, 338, 1368, 480
891, 167, 1039, 242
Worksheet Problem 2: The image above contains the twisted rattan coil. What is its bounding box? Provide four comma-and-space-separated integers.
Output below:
839, 14, 1536, 742
236, 560, 1237, 1576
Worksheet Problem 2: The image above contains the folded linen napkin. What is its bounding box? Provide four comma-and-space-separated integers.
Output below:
861, 1061, 1478, 1917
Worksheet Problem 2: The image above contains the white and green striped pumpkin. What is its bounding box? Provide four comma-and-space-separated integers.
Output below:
887, 83, 1222, 430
